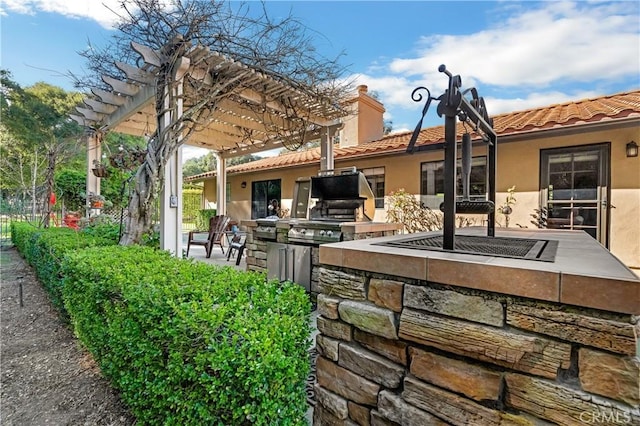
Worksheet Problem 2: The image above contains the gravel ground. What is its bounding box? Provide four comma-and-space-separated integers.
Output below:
0, 247, 135, 425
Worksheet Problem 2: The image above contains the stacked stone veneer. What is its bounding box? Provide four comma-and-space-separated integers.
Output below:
314, 266, 640, 425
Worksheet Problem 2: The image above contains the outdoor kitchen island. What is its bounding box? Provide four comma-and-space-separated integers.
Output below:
313, 227, 639, 425
241, 219, 402, 297
242, 167, 402, 297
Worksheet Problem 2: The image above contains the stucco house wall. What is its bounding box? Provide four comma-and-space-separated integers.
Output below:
191, 91, 640, 272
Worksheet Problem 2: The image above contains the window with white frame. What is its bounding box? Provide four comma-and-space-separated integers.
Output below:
361, 167, 385, 209
420, 157, 487, 209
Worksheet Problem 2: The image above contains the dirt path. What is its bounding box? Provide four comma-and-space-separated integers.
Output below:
1, 247, 135, 425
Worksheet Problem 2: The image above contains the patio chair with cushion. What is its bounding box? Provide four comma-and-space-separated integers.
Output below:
186, 215, 229, 258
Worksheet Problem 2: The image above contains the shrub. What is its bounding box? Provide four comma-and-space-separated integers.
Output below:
196, 208, 217, 230
11, 223, 313, 424
10, 222, 115, 311
80, 214, 121, 243
386, 188, 443, 233
62, 246, 311, 425
54, 168, 86, 211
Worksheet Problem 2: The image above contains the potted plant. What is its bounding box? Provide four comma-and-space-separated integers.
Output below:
63, 211, 80, 230
91, 160, 110, 178
499, 185, 517, 227
88, 193, 106, 209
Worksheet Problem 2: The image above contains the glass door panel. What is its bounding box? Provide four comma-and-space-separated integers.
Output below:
542, 145, 609, 245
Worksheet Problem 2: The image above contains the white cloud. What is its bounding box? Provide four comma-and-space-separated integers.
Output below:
0, 0, 129, 28
354, 1, 639, 128
389, 2, 639, 88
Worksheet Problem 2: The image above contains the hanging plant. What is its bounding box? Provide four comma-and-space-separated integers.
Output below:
108, 148, 147, 171
86, 193, 109, 209
92, 160, 110, 178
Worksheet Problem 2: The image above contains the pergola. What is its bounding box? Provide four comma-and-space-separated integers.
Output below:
70, 39, 347, 255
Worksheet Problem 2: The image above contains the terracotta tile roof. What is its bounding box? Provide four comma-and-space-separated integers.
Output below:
185, 90, 640, 180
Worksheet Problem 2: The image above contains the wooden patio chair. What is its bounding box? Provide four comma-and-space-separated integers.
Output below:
186, 215, 229, 258
209, 216, 231, 255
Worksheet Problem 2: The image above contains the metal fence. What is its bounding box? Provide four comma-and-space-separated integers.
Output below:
0, 186, 203, 245
182, 189, 203, 231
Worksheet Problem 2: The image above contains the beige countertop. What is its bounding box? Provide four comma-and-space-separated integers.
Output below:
319, 227, 639, 315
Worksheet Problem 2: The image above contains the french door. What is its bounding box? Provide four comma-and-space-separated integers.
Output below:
540, 144, 610, 246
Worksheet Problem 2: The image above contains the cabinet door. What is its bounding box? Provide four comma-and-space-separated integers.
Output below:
288, 245, 311, 292
266, 242, 287, 282
266, 242, 311, 292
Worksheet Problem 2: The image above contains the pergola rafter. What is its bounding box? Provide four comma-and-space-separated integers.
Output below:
72, 41, 347, 159
71, 38, 348, 254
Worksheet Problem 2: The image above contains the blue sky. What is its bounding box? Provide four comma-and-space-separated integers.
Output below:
2, 1, 639, 160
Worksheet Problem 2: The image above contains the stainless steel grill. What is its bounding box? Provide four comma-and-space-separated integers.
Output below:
309, 168, 375, 222
254, 218, 278, 240
286, 168, 375, 245
288, 220, 343, 244
377, 235, 558, 261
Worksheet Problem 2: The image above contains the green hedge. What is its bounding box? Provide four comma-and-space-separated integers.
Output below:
11, 223, 312, 425
10, 222, 115, 311
196, 208, 217, 230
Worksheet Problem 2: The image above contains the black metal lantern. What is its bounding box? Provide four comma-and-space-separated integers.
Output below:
626, 141, 638, 157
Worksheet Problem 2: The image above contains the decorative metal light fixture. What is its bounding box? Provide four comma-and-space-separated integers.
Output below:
241, 181, 247, 188
626, 140, 638, 158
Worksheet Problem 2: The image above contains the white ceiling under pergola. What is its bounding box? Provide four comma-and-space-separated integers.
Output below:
70, 41, 347, 158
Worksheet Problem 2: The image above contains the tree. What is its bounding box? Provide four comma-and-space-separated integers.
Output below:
182, 152, 259, 177
0, 71, 84, 224
227, 154, 260, 167
182, 152, 217, 177
76, 0, 350, 245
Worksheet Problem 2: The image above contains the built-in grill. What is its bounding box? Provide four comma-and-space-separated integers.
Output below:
378, 234, 558, 262
255, 218, 278, 240
381, 64, 557, 263
288, 220, 343, 244
309, 168, 375, 222
287, 167, 375, 244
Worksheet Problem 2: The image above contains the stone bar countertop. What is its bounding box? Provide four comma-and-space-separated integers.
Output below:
242, 219, 401, 231
319, 227, 639, 315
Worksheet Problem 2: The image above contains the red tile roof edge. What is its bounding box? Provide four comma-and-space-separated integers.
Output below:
185, 90, 640, 181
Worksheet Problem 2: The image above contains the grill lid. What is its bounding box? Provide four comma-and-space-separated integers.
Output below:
310, 168, 375, 220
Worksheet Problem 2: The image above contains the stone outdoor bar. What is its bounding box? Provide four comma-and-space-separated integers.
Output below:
313, 227, 639, 425
242, 220, 401, 296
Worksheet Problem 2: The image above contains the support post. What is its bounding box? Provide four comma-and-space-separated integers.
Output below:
159, 65, 186, 256
86, 131, 102, 209
443, 115, 457, 250
216, 152, 227, 216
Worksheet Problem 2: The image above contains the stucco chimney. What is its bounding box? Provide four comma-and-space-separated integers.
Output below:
339, 85, 385, 148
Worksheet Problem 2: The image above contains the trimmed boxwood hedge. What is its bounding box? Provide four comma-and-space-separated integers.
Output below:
10, 223, 312, 425
10, 222, 115, 311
